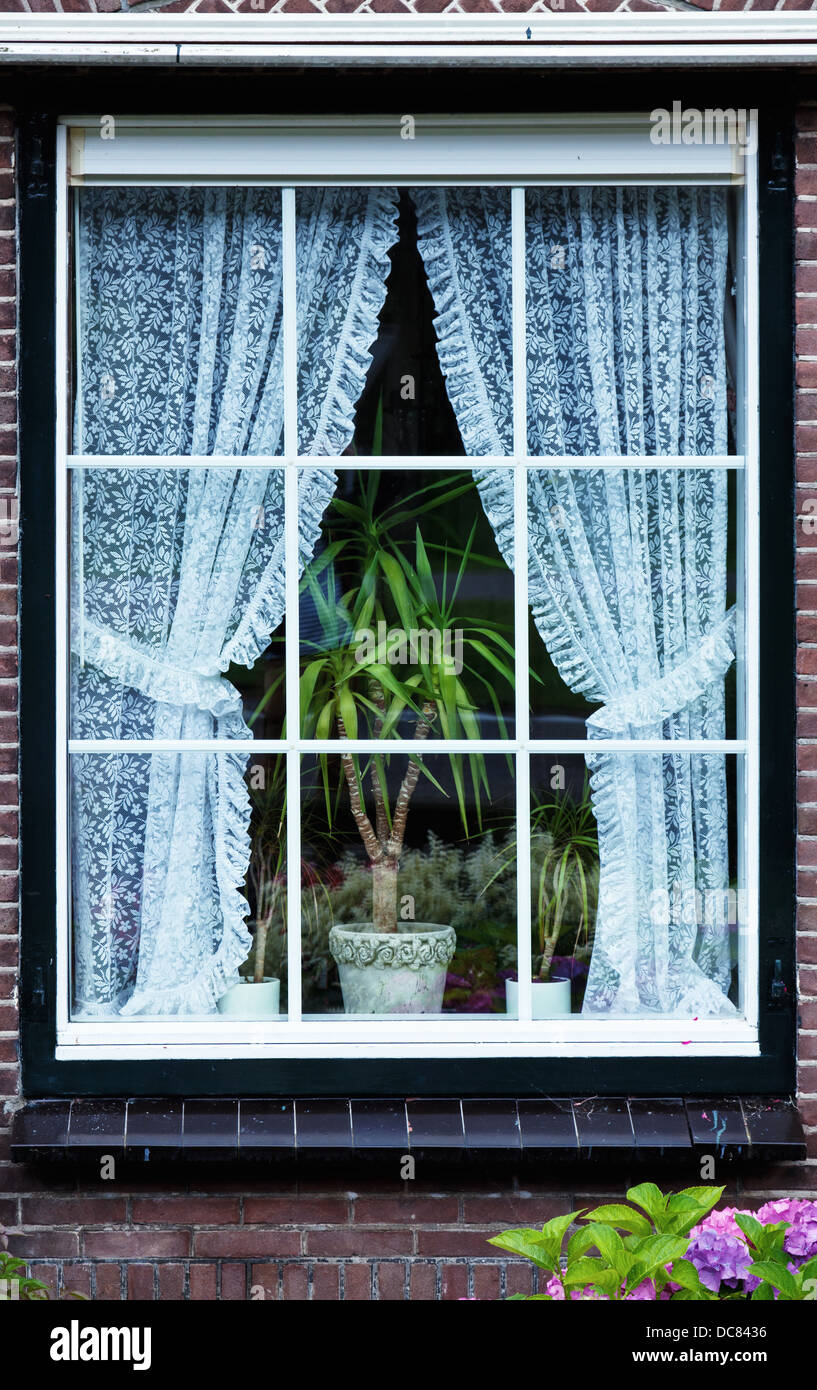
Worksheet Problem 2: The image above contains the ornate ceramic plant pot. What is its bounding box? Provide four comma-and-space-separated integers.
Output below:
328, 922, 456, 1015
505, 979, 572, 1019
217, 977, 281, 1020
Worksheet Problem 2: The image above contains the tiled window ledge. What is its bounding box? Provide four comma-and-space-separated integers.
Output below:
9, 1096, 806, 1166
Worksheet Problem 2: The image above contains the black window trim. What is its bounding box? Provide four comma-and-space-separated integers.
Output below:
15, 66, 798, 1098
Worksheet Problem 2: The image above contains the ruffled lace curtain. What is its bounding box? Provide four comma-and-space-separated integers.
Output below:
413, 186, 736, 1016
73, 186, 398, 1016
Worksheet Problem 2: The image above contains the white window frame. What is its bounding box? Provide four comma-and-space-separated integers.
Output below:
54, 114, 759, 1062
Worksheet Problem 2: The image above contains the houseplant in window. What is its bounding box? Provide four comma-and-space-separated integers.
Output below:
301, 471, 516, 1014
503, 780, 598, 1019
217, 759, 286, 1020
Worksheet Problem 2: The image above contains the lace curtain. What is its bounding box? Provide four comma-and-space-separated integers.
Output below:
413, 186, 736, 1017
73, 187, 398, 1016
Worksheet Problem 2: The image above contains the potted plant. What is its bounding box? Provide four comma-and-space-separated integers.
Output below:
217, 758, 286, 1020
300, 471, 516, 1014
504, 779, 598, 1020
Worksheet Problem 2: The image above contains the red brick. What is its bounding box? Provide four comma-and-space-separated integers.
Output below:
306, 1228, 412, 1257
83, 1231, 190, 1258
462, 1196, 570, 1225
409, 1261, 437, 1300
63, 1263, 93, 1300
472, 1264, 502, 1301
352, 1196, 458, 1224
132, 1196, 239, 1225
6, 1231, 79, 1258
249, 1263, 279, 1299
342, 1263, 372, 1300
27, 1262, 58, 1296
375, 1261, 406, 1300
94, 1264, 123, 1300
243, 1196, 348, 1225
189, 1263, 218, 1300
127, 1264, 155, 1301
220, 1264, 247, 1300
195, 1230, 300, 1258
417, 1229, 509, 1258
440, 1263, 469, 1300
281, 1264, 309, 1300
505, 1263, 536, 1298
0, 1067, 18, 1094
312, 1263, 340, 1300
21, 1197, 128, 1226
158, 1263, 185, 1301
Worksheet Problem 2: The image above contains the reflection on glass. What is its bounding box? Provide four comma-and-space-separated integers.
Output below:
299, 752, 516, 1018
299, 469, 515, 741
69, 752, 287, 1021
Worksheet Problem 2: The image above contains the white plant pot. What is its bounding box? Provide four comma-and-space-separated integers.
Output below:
329, 922, 456, 1015
505, 978, 572, 1019
217, 977, 280, 1020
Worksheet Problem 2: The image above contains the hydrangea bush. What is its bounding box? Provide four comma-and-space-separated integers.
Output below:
488, 1185, 817, 1301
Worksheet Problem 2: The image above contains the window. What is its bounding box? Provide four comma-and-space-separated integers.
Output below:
51, 113, 763, 1066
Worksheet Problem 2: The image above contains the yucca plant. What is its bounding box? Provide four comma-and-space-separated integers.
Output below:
298, 470, 516, 936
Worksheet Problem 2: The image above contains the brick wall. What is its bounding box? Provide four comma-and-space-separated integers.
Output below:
5, 1, 817, 16
1, 11, 817, 1298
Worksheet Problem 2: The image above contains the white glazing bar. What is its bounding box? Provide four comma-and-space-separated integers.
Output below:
55, 125, 70, 1033
743, 125, 760, 1029
511, 185, 532, 1025
68, 737, 748, 755
67, 453, 742, 471
282, 186, 302, 1025
67, 454, 285, 469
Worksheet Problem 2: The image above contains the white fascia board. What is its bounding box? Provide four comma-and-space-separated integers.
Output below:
0, 14, 816, 66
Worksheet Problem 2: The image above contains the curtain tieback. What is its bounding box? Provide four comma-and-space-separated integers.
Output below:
587, 608, 737, 736
72, 619, 242, 720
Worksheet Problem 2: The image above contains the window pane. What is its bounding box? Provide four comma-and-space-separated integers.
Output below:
527, 752, 742, 1019
299, 752, 517, 1018
525, 187, 735, 458
296, 187, 512, 457
69, 466, 293, 741
299, 468, 516, 741
525, 467, 739, 741
74, 188, 285, 457
70, 752, 287, 1021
